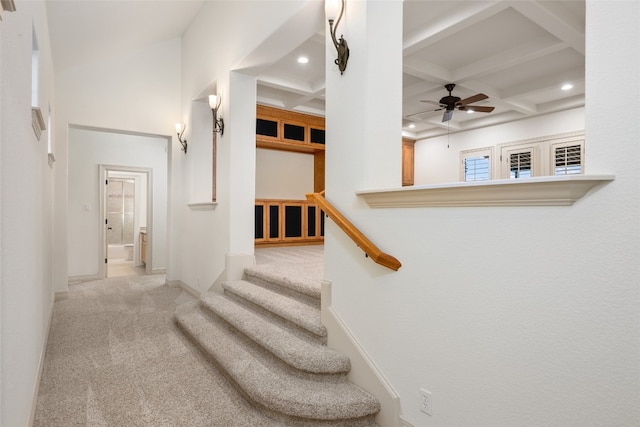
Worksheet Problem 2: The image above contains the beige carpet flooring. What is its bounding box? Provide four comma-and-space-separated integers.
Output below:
34, 246, 324, 426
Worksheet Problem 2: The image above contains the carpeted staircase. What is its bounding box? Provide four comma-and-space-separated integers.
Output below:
175, 265, 381, 426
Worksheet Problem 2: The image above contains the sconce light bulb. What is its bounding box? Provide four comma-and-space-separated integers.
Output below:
209, 95, 219, 110
325, 0, 341, 22
175, 123, 183, 134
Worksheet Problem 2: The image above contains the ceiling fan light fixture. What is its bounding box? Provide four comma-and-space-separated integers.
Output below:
414, 84, 495, 122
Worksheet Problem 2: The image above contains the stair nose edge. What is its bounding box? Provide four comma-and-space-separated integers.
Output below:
222, 280, 327, 339
201, 294, 351, 375
174, 309, 380, 422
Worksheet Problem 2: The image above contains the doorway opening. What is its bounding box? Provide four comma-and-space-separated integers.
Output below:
99, 165, 152, 278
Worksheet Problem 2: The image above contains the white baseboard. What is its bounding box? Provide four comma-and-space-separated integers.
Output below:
399, 415, 416, 427
28, 295, 55, 426
321, 280, 403, 427
166, 279, 180, 288
167, 279, 201, 298
152, 268, 166, 275
67, 274, 99, 283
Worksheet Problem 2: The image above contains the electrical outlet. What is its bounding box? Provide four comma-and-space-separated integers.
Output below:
419, 388, 432, 415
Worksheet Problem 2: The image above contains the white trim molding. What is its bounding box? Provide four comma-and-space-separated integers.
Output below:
31, 107, 46, 140
321, 281, 403, 427
0, 0, 17, 20
28, 296, 54, 426
357, 175, 615, 208
187, 202, 218, 211
167, 279, 201, 298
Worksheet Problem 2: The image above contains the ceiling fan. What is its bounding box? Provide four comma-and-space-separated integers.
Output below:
418, 83, 495, 122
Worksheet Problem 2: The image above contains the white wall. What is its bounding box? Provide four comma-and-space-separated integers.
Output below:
68, 128, 167, 277
177, 1, 323, 293
414, 107, 585, 184
255, 149, 314, 199
324, 1, 639, 426
0, 2, 56, 425
55, 37, 182, 290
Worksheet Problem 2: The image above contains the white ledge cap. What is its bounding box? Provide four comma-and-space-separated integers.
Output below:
357, 175, 615, 208
187, 202, 217, 211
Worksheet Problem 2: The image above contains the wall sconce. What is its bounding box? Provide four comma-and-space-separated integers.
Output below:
175, 123, 187, 153
209, 95, 225, 136
326, 0, 349, 75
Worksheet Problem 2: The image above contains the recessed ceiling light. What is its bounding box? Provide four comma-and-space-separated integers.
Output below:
561, 83, 573, 91
297, 56, 309, 64
408, 123, 416, 129
467, 109, 475, 114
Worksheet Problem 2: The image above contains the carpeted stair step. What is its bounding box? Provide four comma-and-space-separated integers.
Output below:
175, 307, 380, 422
244, 265, 322, 307
201, 293, 351, 375
223, 280, 326, 340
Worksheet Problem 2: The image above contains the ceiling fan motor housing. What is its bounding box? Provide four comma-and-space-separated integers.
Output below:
440, 83, 460, 109
440, 95, 461, 109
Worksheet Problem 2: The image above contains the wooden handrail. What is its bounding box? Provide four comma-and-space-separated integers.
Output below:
306, 192, 401, 271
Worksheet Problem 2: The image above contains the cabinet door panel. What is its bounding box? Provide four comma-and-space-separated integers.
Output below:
256, 118, 279, 139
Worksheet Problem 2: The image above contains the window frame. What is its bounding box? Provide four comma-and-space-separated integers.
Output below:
495, 131, 584, 180
500, 144, 539, 179
460, 146, 494, 182
550, 138, 584, 176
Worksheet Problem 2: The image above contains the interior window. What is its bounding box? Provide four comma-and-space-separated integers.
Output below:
460, 147, 493, 182
553, 144, 582, 175
509, 151, 532, 179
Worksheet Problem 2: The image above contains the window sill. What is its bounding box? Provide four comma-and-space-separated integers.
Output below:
356, 175, 615, 208
187, 202, 217, 211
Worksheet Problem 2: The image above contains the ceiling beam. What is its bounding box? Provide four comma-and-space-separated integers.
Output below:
452, 40, 568, 82
283, 89, 325, 111
511, 1, 585, 55
403, 58, 452, 84
403, 1, 510, 56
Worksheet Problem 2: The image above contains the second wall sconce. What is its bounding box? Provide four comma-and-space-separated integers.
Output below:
209, 95, 225, 136
175, 123, 187, 153
326, 0, 349, 75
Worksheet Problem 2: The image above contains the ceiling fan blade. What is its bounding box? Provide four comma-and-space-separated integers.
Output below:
420, 100, 441, 106
442, 109, 454, 122
406, 108, 442, 117
460, 105, 495, 113
457, 93, 488, 106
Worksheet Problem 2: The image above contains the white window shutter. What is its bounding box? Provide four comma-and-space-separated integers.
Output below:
509, 151, 532, 178
554, 144, 582, 175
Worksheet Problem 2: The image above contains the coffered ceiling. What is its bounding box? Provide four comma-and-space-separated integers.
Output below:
256, 0, 585, 139
46, 0, 585, 140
